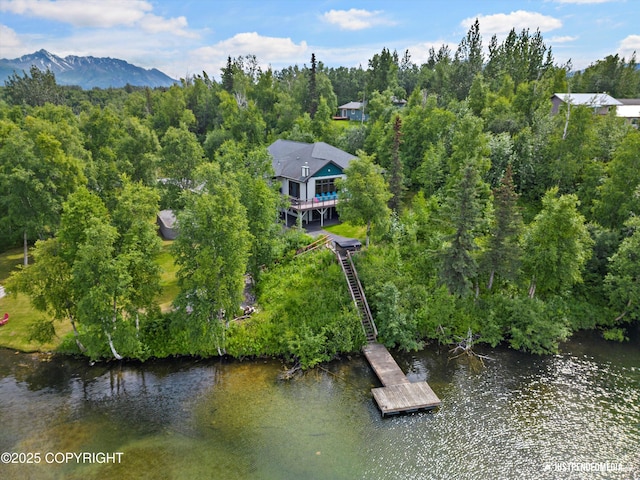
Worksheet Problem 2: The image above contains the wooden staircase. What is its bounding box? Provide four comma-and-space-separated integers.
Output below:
335, 250, 377, 343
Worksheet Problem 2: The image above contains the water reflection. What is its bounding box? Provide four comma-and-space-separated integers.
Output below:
1, 335, 639, 480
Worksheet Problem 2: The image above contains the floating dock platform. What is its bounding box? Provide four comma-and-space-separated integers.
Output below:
363, 343, 441, 416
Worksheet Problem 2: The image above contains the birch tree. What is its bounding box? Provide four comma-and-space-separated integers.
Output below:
8, 182, 161, 360
0, 117, 85, 265
336, 151, 392, 247
522, 188, 593, 298
172, 164, 252, 355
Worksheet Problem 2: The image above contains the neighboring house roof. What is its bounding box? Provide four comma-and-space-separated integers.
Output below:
339, 101, 365, 110
157, 209, 177, 240
268, 139, 356, 181
617, 98, 640, 106
552, 93, 622, 107
158, 209, 176, 228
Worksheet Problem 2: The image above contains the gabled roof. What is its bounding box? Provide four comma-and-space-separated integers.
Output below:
339, 101, 365, 110
268, 139, 356, 181
552, 93, 622, 107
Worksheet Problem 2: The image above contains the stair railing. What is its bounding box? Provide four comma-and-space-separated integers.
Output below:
346, 251, 377, 339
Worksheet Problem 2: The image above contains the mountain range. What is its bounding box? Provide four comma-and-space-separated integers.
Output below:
0, 50, 176, 90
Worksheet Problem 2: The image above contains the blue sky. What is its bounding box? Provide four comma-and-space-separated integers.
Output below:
1, 0, 638, 79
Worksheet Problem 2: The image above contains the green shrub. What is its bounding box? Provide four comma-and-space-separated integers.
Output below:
602, 327, 628, 342
506, 296, 570, 354
375, 282, 421, 351
227, 249, 363, 368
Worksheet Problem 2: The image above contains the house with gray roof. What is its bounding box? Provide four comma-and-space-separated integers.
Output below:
551, 93, 622, 115
268, 139, 357, 226
337, 97, 406, 121
337, 101, 368, 121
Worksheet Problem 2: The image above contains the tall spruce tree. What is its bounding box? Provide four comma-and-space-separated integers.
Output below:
451, 18, 483, 100
388, 115, 405, 212
441, 159, 487, 296
221, 56, 234, 93
309, 53, 318, 119
483, 164, 522, 290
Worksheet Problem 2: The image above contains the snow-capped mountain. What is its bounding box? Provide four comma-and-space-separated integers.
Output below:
0, 50, 176, 89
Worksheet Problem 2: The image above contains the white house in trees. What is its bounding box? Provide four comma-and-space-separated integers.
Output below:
268, 139, 356, 226
616, 98, 640, 128
550, 93, 622, 115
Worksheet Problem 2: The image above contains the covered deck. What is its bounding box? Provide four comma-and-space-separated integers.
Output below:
283, 195, 339, 227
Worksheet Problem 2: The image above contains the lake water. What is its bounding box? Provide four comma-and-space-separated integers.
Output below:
1, 333, 639, 479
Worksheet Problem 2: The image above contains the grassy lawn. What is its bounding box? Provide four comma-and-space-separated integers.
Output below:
0, 247, 26, 279
324, 222, 367, 241
0, 247, 69, 352
156, 240, 179, 312
332, 119, 354, 131
0, 239, 180, 351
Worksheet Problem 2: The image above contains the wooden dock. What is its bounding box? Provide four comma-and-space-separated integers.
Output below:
363, 343, 441, 416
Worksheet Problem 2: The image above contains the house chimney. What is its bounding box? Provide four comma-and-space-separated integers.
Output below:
302, 162, 309, 177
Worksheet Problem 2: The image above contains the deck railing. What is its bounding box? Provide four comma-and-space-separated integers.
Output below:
286, 194, 339, 211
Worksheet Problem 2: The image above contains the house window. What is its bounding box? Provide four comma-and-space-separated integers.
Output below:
315, 178, 336, 195
288, 181, 300, 199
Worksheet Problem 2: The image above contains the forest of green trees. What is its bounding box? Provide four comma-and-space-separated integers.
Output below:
1, 23, 639, 367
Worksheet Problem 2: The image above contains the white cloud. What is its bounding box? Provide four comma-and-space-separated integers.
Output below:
0, 0, 150, 27
405, 41, 458, 64
462, 10, 562, 35
314, 45, 386, 69
321, 9, 395, 31
618, 34, 640, 59
138, 14, 197, 38
0, 24, 22, 56
203, 32, 307, 60
190, 33, 309, 76
548, 35, 578, 43
0, 0, 196, 37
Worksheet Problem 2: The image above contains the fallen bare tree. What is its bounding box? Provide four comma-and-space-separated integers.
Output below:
449, 328, 493, 367
277, 362, 302, 381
